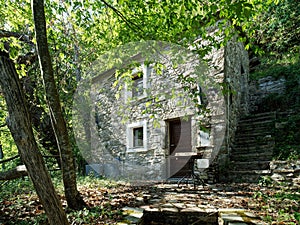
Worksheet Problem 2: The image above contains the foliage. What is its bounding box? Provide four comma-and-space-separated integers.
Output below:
250, 56, 300, 113
248, 0, 300, 158
0, 96, 19, 170
252, 0, 300, 58
250, 55, 300, 80
253, 184, 300, 224
274, 112, 300, 160
0, 0, 278, 175
0, 177, 33, 201
108, 0, 274, 56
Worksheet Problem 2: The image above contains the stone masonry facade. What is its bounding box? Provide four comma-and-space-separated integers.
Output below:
89, 39, 249, 183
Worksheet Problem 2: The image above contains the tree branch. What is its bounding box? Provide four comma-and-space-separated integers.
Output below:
0, 29, 34, 46
100, 0, 143, 36
17, 53, 37, 65
0, 155, 19, 164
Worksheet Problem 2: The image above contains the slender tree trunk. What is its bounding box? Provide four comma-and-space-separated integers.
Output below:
31, 0, 85, 209
0, 53, 69, 225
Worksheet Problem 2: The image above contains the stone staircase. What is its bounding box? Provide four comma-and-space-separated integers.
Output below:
228, 111, 276, 182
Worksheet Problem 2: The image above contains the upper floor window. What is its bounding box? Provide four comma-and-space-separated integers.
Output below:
132, 72, 144, 97
125, 63, 150, 101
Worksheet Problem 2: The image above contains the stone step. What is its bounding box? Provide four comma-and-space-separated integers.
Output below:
120, 207, 144, 224
234, 137, 274, 145
231, 145, 274, 154
225, 170, 271, 183
228, 111, 277, 183
235, 132, 273, 140
219, 209, 266, 225
230, 152, 273, 162
239, 112, 276, 123
231, 161, 270, 171
238, 117, 275, 127
236, 124, 274, 133
234, 132, 274, 139
232, 139, 275, 149
141, 206, 218, 225
235, 133, 275, 141
232, 141, 274, 152
233, 141, 274, 149
238, 119, 275, 127
234, 141, 274, 148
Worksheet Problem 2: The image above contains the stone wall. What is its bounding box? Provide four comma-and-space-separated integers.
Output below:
270, 160, 300, 187
216, 40, 249, 182
249, 76, 286, 113
92, 62, 200, 181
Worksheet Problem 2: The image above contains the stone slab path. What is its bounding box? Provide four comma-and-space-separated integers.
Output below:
117, 183, 267, 225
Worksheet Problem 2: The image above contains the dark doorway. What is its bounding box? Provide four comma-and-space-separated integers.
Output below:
168, 118, 192, 177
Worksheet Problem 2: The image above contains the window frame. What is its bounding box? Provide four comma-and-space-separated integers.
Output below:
133, 127, 144, 148
125, 63, 149, 101
126, 120, 147, 152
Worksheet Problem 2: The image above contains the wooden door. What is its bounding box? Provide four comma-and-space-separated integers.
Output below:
168, 118, 192, 177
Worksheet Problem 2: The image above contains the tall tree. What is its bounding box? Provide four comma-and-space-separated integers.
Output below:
0, 51, 69, 225
31, 0, 85, 209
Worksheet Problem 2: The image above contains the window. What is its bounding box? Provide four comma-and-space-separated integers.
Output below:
199, 129, 210, 146
132, 72, 144, 97
125, 63, 149, 101
133, 127, 143, 147
127, 121, 147, 152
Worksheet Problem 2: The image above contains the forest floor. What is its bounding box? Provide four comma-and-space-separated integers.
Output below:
0, 177, 299, 224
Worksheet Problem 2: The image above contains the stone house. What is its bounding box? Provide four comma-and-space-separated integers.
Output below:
87, 40, 249, 183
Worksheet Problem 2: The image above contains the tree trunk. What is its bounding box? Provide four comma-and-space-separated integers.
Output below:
0, 53, 69, 225
31, 0, 85, 209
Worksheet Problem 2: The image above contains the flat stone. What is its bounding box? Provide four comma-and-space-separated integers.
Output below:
286, 173, 294, 177
122, 207, 143, 219
185, 203, 197, 208
228, 223, 249, 225
124, 215, 141, 224
173, 203, 186, 209
181, 207, 204, 212
135, 197, 144, 202
143, 194, 151, 199
161, 203, 174, 208
212, 188, 220, 192
243, 212, 258, 218
149, 198, 161, 204
271, 173, 285, 181
219, 209, 263, 225
221, 215, 244, 223
205, 208, 218, 213
219, 208, 245, 214
143, 207, 159, 212
161, 207, 178, 212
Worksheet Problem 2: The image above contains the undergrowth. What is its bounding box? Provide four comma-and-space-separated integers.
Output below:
255, 179, 300, 224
